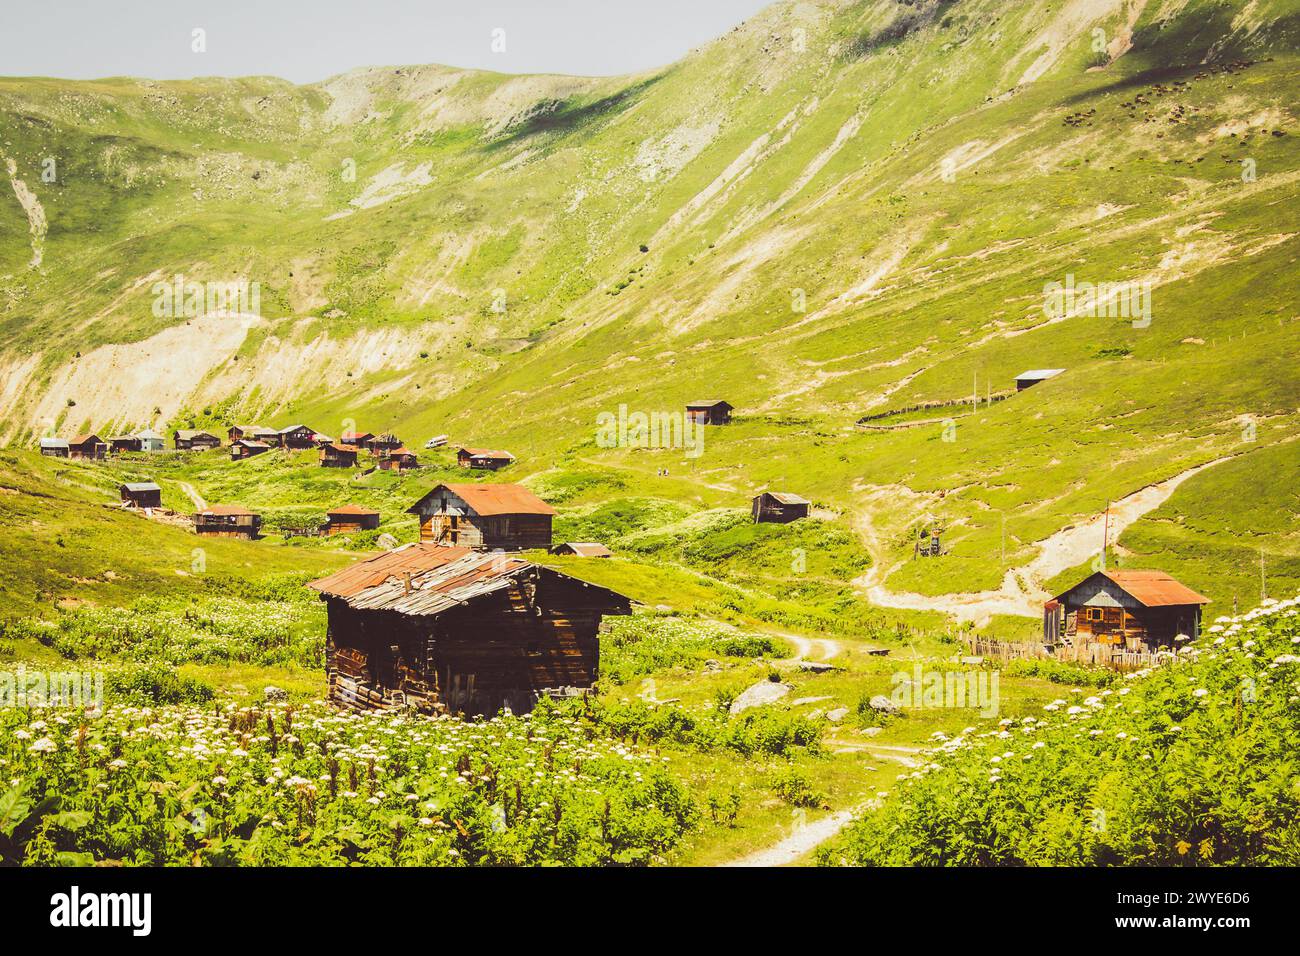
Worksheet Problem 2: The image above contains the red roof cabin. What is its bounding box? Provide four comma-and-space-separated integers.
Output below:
320, 442, 361, 468
457, 447, 516, 470
69, 434, 108, 460
407, 483, 554, 551
377, 447, 419, 472
685, 400, 733, 425
324, 504, 381, 536
1045, 570, 1210, 651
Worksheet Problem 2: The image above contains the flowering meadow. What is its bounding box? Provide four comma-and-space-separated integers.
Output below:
600, 615, 785, 684
0, 697, 695, 866
825, 596, 1300, 865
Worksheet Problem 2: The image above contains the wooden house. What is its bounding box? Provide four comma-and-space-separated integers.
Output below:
173, 429, 221, 452
227, 424, 268, 443
230, 439, 271, 460
134, 429, 165, 452
1015, 369, 1064, 391
319, 442, 361, 468
39, 438, 69, 458
308, 544, 632, 715
456, 447, 516, 470
686, 400, 733, 425
271, 424, 317, 449
108, 435, 143, 454
340, 431, 375, 447
1044, 570, 1209, 651
550, 542, 613, 558
407, 483, 554, 551
69, 434, 108, 460
119, 481, 162, 509
193, 505, 262, 539
366, 433, 403, 455
324, 504, 381, 536
312, 434, 335, 448
377, 447, 418, 472
752, 492, 810, 524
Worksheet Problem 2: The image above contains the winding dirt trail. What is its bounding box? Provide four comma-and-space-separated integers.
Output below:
176, 481, 207, 511
853, 455, 1234, 624
721, 806, 863, 867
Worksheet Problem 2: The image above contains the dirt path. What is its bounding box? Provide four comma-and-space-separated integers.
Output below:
721, 806, 863, 868
774, 631, 841, 663
176, 481, 207, 511
853, 456, 1234, 624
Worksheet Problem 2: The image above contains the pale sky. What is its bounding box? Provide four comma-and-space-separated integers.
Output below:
0, 0, 775, 84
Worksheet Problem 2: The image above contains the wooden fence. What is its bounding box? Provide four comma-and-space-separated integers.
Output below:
964, 637, 1171, 673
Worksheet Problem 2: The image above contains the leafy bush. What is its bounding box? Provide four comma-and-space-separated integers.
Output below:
104, 663, 215, 706
600, 616, 784, 684
769, 765, 827, 809
1002, 657, 1117, 688
589, 699, 823, 758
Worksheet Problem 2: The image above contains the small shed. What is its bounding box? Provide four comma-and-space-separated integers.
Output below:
1015, 369, 1065, 391
308, 545, 632, 715
39, 438, 69, 458
230, 439, 271, 460
408, 483, 554, 551
324, 504, 381, 536
120, 481, 162, 509
752, 492, 810, 524
457, 447, 516, 470
320, 442, 361, 468
377, 447, 419, 471
550, 542, 614, 558
108, 435, 143, 454
193, 505, 262, 539
685, 400, 733, 425
174, 429, 221, 451
134, 429, 165, 452
1046, 570, 1209, 650
69, 434, 108, 460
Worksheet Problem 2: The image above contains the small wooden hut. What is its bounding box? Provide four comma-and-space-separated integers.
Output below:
550, 542, 613, 558
230, 439, 271, 461
1045, 570, 1209, 650
407, 483, 554, 551
324, 504, 381, 536
119, 481, 162, 509
134, 429, 165, 452
193, 505, 261, 539
1015, 369, 1064, 391
319, 442, 361, 468
271, 425, 317, 449
457, 447, 516, 470
308, 544, 632, 715
685, 400, 733, 425
752, 492, 810, 524
377, 447, 418, 472
108, 435, 143, 454
69, 434, 108, 460
39, 438, 69, 458
173, 430, 221, 452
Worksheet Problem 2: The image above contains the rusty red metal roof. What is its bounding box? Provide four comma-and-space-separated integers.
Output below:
199, 504, 257, 516
458, 446, 515, 460
309, 544, 630, 617
407, 483, 556, 517
763, 492, 809, 505
328, 503, 380, 516
323, 443, 361, 454
555, 542, 613, 557
1102, 570, 1210, 607
70, 434, 104, 445
340, 431, 374, 442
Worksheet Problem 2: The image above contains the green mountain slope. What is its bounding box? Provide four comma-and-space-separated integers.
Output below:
1, 0, 1298, 615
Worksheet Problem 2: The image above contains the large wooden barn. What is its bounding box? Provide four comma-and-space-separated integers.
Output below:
193, 504, 262, 539
39, 438, 69, 457
1044, 570, 1210, 650
69, 434, 108, 460
407, 483, 554, 551
752, 491, 810, 524
309, 545, 632, 715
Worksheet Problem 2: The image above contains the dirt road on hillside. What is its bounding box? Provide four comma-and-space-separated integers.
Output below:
854, 455, 1234, 624
177, 481, 207, 511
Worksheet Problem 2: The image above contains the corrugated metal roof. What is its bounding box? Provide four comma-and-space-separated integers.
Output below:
198, 504, 256, 516
70, 434, 104, 445
39, 438, 69, 448
1015, 369, 1065, 381
341, 431, 374, 442
328, 503, 380, 516
1103, 570, 1210, 607
407, 483, 556, 517
324, 442, 361, 454
558, 542, 613, 557
385, 447, 415, 457
310, 544, 628, 618
232, 439, 270, 448
763, 492, 809, 505
459, 447, 515, 460
134, 429, 164, 440
121, 482, 161, 492
175, 430, 218, 441
686, 400, 731, 408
